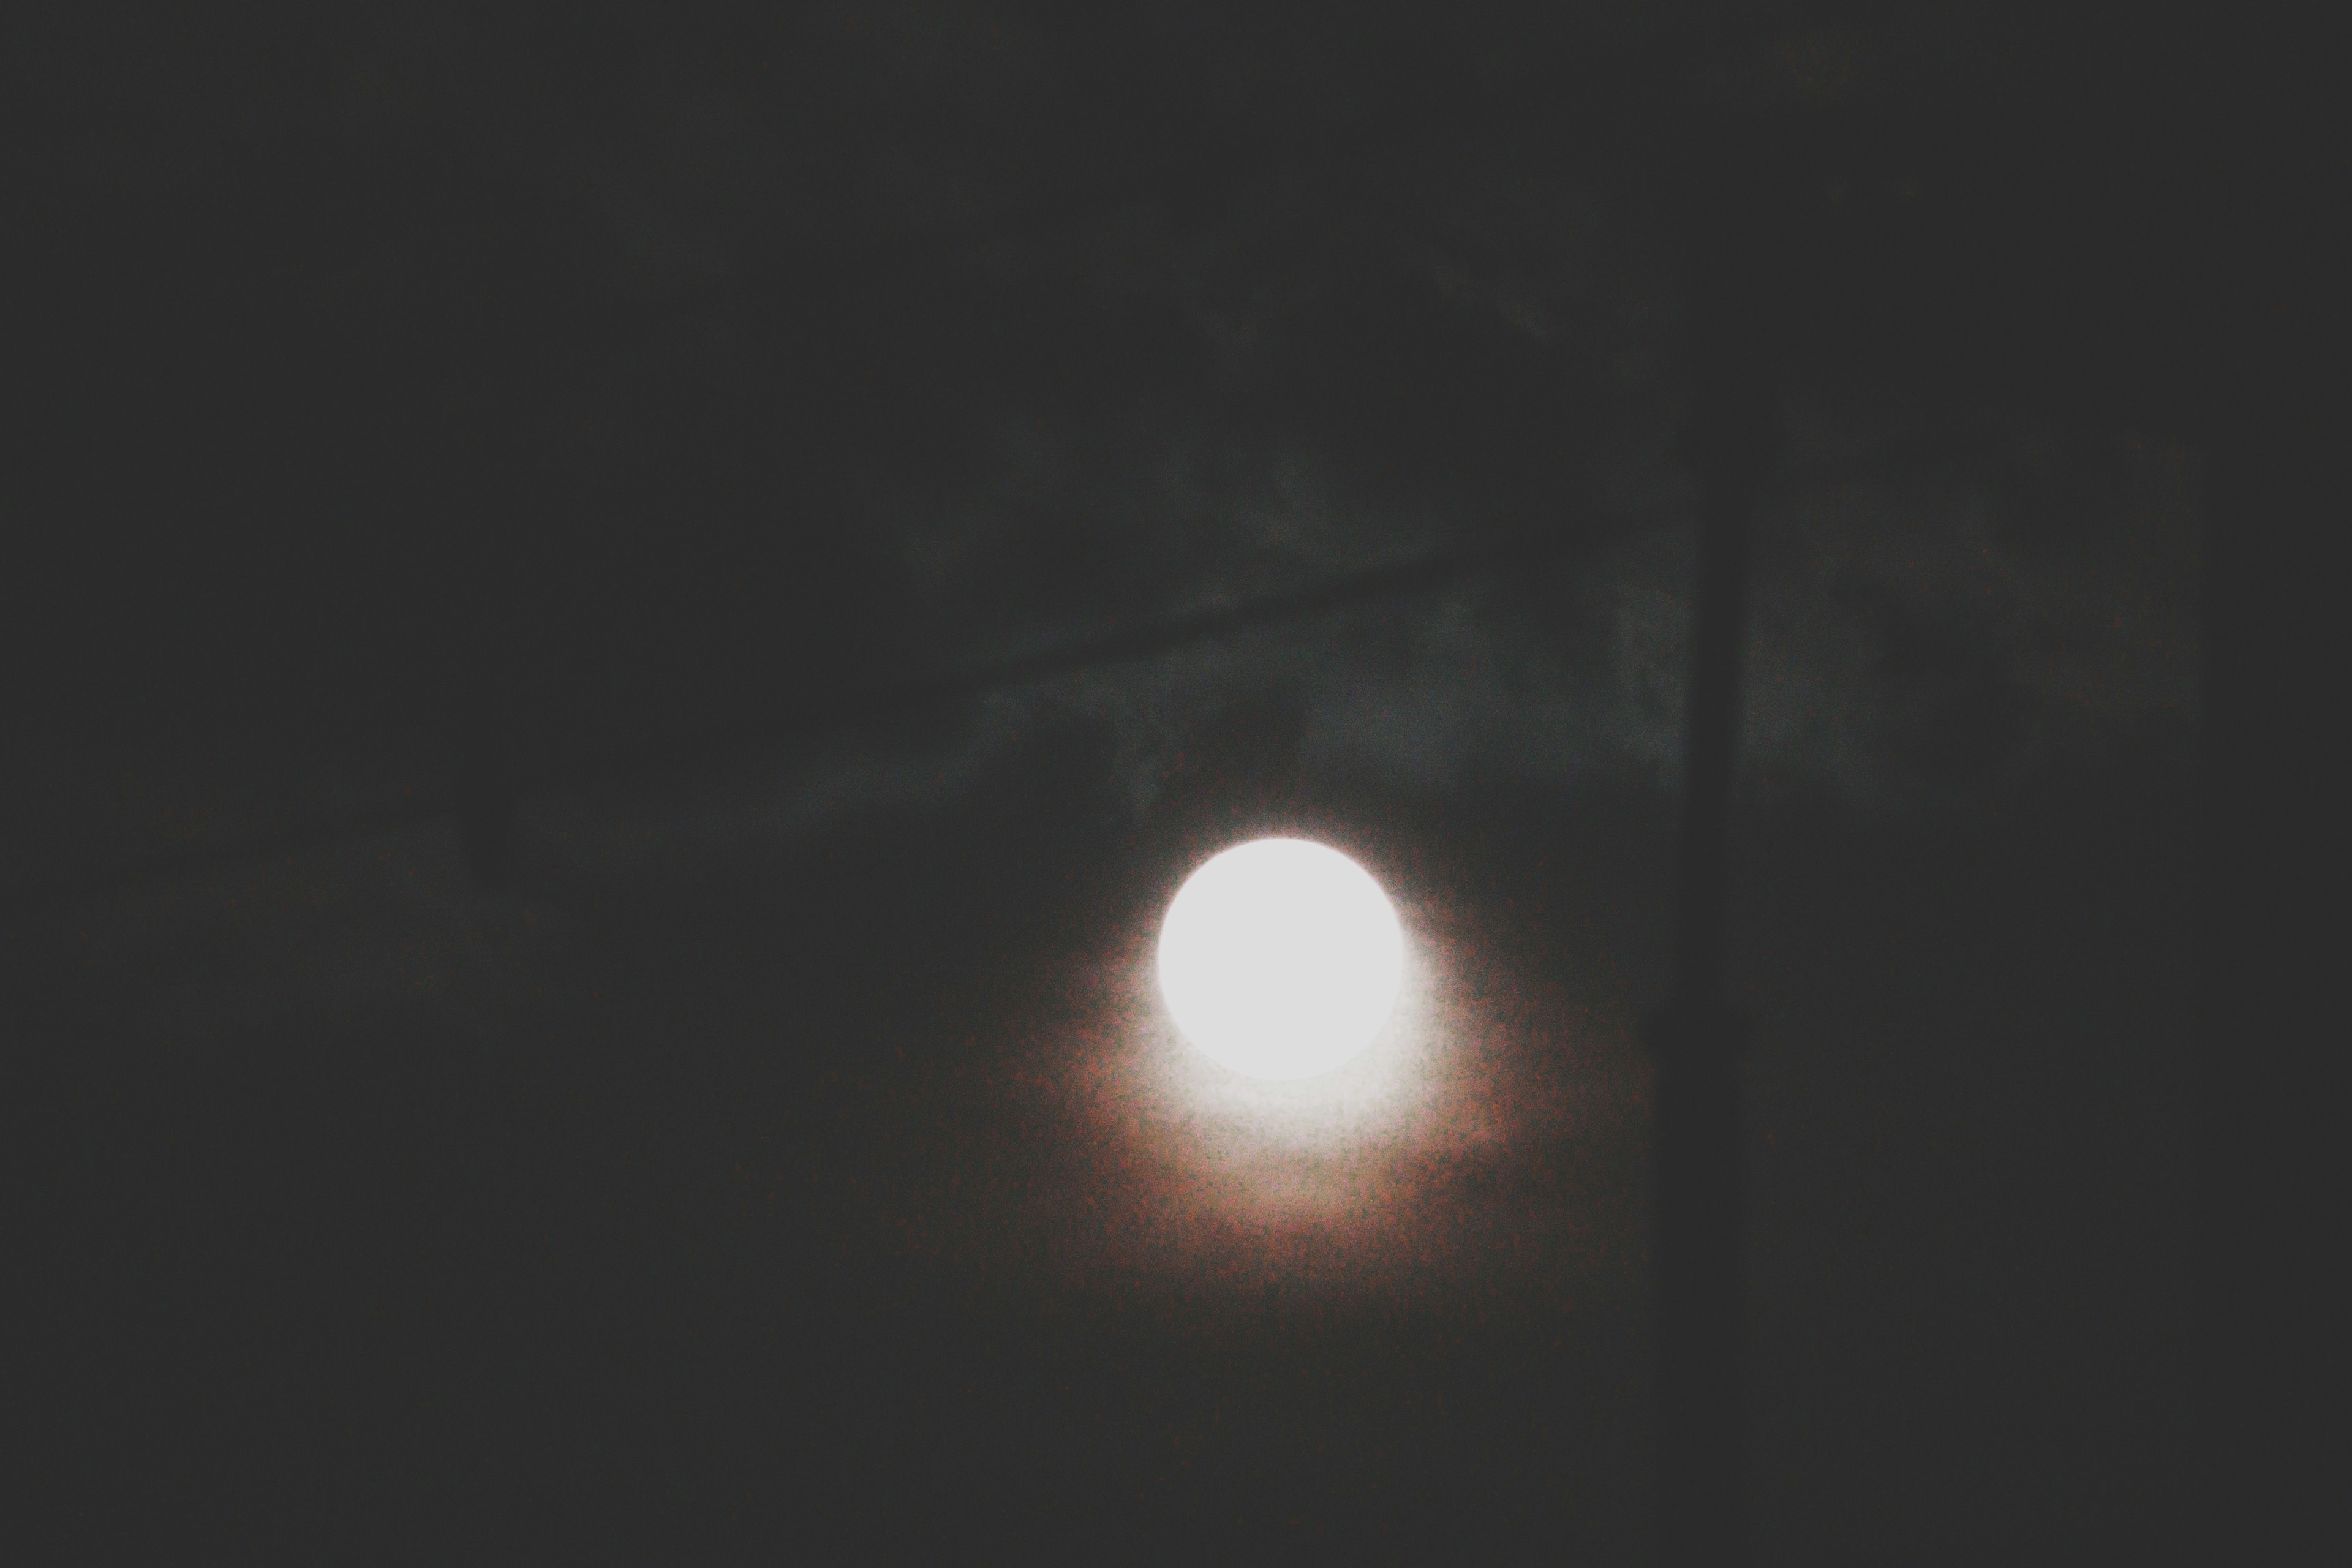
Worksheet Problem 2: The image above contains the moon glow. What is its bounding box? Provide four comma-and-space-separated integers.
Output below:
1156, 838, 1406, 1080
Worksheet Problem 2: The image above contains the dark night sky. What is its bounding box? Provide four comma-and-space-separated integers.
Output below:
6, 4, 2261, 1562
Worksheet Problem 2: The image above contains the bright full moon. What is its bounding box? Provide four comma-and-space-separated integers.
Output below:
1157, 838, 1406, 1080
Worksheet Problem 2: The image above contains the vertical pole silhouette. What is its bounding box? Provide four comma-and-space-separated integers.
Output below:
457, 686, 516, 886
1648, 129, 1776, 1568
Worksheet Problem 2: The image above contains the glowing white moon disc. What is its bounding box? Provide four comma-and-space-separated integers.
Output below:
1157, 838, 1405, 1080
